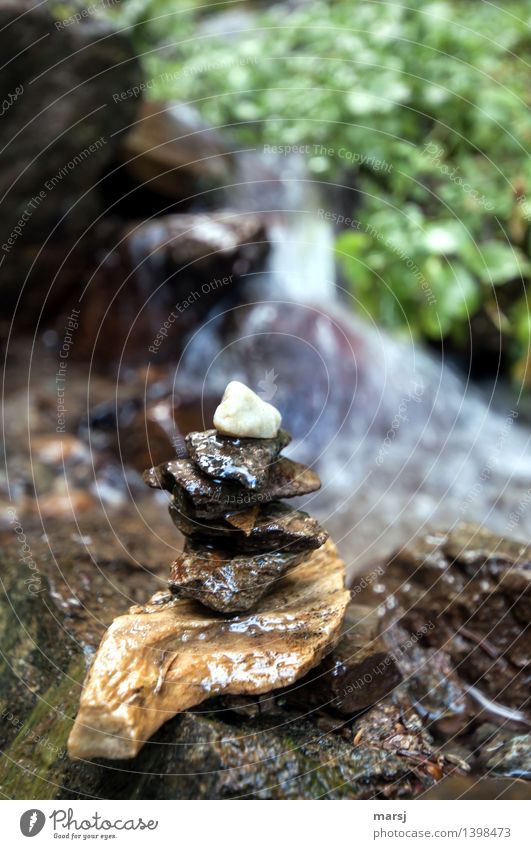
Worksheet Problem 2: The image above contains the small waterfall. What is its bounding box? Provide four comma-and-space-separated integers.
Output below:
170, 159, 531, 570
230, 151, 337, 304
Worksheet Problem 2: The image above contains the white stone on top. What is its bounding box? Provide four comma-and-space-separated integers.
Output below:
213, 381, 281, 438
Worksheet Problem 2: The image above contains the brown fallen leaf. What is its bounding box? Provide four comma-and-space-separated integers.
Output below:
68, 539, 348, 760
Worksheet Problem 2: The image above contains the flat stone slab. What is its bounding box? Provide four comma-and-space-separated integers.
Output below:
169, 539, 307, 612
184, 428, 291, 490
67, 539, 349, 760
144, 455, 321, 518
169, 500, 329, 552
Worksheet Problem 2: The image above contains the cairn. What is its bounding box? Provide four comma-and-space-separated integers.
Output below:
68, 382, 348, 760
145, 381, 329, 613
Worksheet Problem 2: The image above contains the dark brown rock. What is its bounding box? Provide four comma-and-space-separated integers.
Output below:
0, 0, 140, 310
256, 457, 321, 499
67, 540, 349, 759
293, 603, 402, 715
185, 428, 291, 490
169, 539, 306, 613
344, 699, 449, 786
71, 212, 269, 367
122, 101, 235, 201
169, 500, 329, 553
356, 523, 531, 724
383, 623, 472, 736
144, 455, 321, 518
443, 525, 531, 625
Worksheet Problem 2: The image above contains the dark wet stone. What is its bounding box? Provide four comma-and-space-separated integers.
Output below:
0, 512, 459, 799
383, 623, 472, 736
144, 455, 321, 518
485, 733, 531, 778
185, 429, 291, 490
61, 706, 451, 800
256, 457, 321, 499
168, 540, 305, 613
144, 459, 191, 492
169, 500, 329, 553
443, 524, 531, 626
0, 0, 140, 310
122, 101, 236, 202
72, 212, 269, 368
337, 699, 453, 788
355, 523, 531, 724
293, 603, 402, 715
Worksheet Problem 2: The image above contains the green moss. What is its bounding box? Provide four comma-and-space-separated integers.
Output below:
0, 657, 85, 799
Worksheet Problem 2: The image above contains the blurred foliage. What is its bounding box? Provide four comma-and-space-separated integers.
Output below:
110, 0, 531, 379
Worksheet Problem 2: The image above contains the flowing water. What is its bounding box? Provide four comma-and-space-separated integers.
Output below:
167, 156, 531, 570
5, 149, 530, 576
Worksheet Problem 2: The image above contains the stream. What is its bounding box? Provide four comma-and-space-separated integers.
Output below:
4, 148, 531, 574
1, 132, 530, 801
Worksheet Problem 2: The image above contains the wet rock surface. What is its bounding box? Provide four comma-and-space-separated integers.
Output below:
0, 0, 140, 309
170, 500, 329, 552
390, 631, 473, 737
484, 732, 531, 779
4, 512, 528, 798
342, 523, 531, 780
169, 540, 305, 612
67, 539, 349, 760
293, 603, 403, 715
420, 774, 531, 800
115, 700, 451, 800
370, 525, 531, 721
72, 212, 269, 367
144, 456, 321, 519
185, 428, 291, 490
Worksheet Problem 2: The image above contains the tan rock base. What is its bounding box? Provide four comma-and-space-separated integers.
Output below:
68, 539, 348, 760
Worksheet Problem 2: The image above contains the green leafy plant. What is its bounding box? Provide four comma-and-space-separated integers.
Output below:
110, 0, 531, 380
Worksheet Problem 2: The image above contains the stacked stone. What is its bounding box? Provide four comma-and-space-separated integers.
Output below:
68, 383, 349, 760
144, 382, 329, 613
